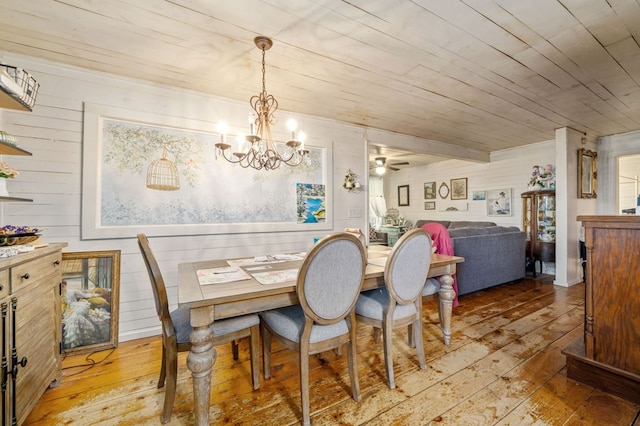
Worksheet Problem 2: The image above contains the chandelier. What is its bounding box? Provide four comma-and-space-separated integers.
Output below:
215, 36, 308, 171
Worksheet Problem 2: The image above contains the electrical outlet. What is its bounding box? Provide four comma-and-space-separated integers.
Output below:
348, 208, 361, 218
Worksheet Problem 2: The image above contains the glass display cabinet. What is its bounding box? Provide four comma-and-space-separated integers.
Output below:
521, 190, 556, 276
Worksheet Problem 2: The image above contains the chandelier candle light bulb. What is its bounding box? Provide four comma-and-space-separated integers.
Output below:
287, 118, 297, 140
248, 114, 255, 135
216, 122, 230, 149
299, 131, 306, 151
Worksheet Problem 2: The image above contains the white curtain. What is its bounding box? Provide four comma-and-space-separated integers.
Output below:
369, 176, 387, 228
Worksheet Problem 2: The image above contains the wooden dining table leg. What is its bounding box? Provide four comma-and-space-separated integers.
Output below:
187, 306, 216, 426
437, 273, 455, 346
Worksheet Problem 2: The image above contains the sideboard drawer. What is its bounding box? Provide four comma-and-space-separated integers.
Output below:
10, 251, 62, 293
0, 270, 8, 298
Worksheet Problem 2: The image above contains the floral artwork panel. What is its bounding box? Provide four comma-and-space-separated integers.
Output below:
82, 104, 331, 238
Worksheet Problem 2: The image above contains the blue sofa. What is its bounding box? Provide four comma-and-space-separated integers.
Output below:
415, 220, 526, 296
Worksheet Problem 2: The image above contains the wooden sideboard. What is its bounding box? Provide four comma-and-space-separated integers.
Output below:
1, 243, 67, 425
563, 216, 640, 404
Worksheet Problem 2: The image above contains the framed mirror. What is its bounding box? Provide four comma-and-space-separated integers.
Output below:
61, 250, 121, 355
438, 182, 450, 199
578, 148, 597, 198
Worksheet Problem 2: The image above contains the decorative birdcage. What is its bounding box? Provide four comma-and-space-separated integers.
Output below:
146, 148, 179, 191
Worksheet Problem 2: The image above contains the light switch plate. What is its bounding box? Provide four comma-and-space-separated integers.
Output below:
348, 208, 361, 218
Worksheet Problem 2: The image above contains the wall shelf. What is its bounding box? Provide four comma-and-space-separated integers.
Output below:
0, 140, 32, 156
0, 195, 33, 202
0, 86, 31, 111
0, 101, 33, 202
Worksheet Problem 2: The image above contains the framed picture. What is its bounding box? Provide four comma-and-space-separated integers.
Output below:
424, 201, 436, 210
424, 182, 436, 199
578, 148, 597, 198
472, 191, 486, 200
61, 250, 121, 355
398, 184, 410, 206
438, 182, 450, 199
486, 189, 512, 216
81, 103, 331, 239
450, 177, 468, 200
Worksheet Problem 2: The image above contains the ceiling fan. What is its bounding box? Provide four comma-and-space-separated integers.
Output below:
371, 157, 409, 175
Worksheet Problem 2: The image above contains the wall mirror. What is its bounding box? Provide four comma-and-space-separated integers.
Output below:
438, 182, 450, 199
578, 148, 597, 198
61, 250, 121, 355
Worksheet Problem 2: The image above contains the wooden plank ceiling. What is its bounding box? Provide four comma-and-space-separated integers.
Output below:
1, 0, 639, 167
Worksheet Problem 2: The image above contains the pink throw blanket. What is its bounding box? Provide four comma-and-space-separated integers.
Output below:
421, 222, 459, 306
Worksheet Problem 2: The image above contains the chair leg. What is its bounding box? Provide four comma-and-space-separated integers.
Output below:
407, 323, 416, 348
414, 300, 427, 370
249, 325, 261, 390
383, 317, 395, 389
261, 323, 272, 379
373, 327, 382, 343
347, 314, 361, 402
158, 342, 167, 389
231, 339, 239, 360
414, 317, 426, 370
300, 345, 311, 426
161, 345, 178, 424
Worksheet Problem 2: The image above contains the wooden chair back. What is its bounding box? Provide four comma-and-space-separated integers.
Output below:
137, 234, 176, 340
385, 228, 433, 304
297, 232, 366, 325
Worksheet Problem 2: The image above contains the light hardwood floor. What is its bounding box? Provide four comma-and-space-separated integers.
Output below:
26, 276, 640, 425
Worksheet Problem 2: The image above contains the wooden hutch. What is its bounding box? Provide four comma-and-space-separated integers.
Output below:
563, 215, 640, 404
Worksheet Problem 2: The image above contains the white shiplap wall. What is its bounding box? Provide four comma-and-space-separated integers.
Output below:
619, 155, 640, 211
598, 130, 640, 214
383, 141, 556, 228
0, 54, 375, 341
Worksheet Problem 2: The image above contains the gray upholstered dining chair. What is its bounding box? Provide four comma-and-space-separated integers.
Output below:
355, 228, 432, 389
260, 232, 366, 426
137, 234, 260, 424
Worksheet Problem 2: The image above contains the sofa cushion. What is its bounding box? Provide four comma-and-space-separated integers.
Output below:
447, 221, 497, 229
448, 225, 520, 238
414, 220, 497, 230
415, 220, 451, 229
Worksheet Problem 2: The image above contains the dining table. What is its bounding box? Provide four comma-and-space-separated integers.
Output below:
178, 245, 464, 425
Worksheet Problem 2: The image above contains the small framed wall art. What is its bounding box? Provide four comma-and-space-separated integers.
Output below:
424, 182, 436, 199
450, 177, 468, 200
424, 201, 436, 210
398, 184, 410, 206
486, 188, 511, 216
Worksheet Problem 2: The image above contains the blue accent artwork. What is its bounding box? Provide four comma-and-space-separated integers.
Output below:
296, 183, 326, 223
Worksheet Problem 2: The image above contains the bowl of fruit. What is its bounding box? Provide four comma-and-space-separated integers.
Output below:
0, 225, 42, 246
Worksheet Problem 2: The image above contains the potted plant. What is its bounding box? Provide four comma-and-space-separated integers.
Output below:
0, 161, 19, 197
